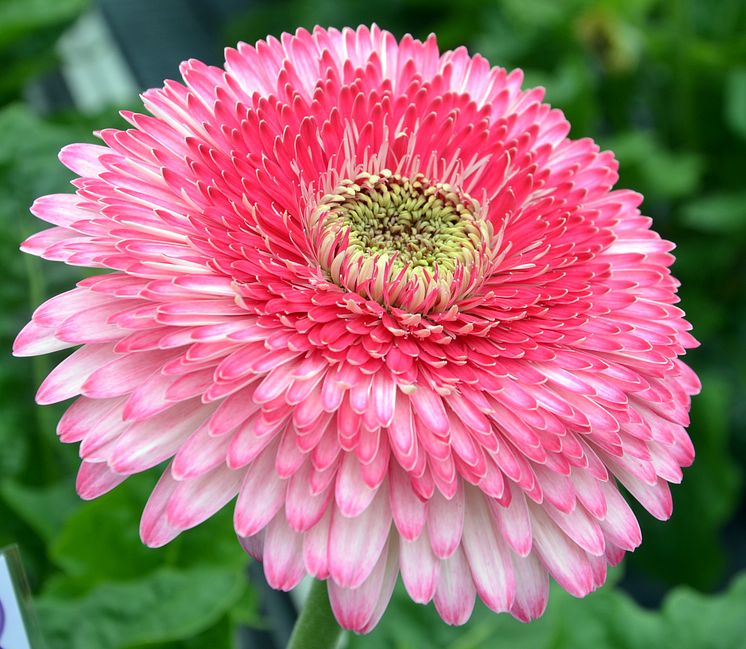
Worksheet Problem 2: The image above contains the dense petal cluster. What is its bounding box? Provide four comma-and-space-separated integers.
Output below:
15, 26, 699, 632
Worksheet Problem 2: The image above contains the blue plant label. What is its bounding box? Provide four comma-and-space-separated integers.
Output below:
0, 552, 33, 649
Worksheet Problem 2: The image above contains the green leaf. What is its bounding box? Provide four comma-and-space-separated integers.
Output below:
0, 403, 29, 478
37, 567, 246, 649
1, 480, 81, 542
49, 482, 164, 584
48, 474, 247, 589
132, 614, 240, 649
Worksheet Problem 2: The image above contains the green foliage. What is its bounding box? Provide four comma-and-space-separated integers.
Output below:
0, 0, 90, 102
37, 567, 246, 649
725, 68, 746, 140
682, 192, 746, 233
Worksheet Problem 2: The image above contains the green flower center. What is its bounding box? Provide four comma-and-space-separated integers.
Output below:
316, 171, 484, 273
311, 171, 493, 312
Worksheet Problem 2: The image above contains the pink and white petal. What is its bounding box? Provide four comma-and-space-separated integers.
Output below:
609, 463, 673, 521
171, 425, 232, 480
82, 349, 176, 398
36, 344, 119, 404
358, 536, 400, 634
303, 507, 332, 579
238, 529, 265, 561
543, 502, 606, 556
109, 399, 213, 474
427, 486, 465, 559
409, 386, 449, 436
370, 371, 397, 428
140, 466, 182, 547
76, 460, 127, 500
528, 504, 595, 597
13, 320, 75, 356
234, 441, 287, 537
285, 460, 334, 532
433, 545, 477, 626
57, 395, 126, 443
30, 193, 90, 227
328, 482, 392, 589
489, 486, 533, 557
166, 464, 242, 530
335, 451, 378, 517
262, 514, 306, 591
509, 552, 549, 622
227, 415, 283, 469
461, 488, 515, 612
597, 479, 642, 551
399, 528, 439, 604
389, 462, 426, 541
59, 143, 109, 176
570, 467, 608, 519
328, 538, 392, 633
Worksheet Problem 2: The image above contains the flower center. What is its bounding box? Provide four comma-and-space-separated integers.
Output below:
311, 171, 494, 313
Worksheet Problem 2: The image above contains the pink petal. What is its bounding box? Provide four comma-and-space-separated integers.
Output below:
489, 486, 533, 556
234, 441, 287, 537
335, 452, 378, 517
529, 504, 594, 597
30, 193, 89, 227
166, 464, 242, 530
285, 460, 333, 532
328, 538, 394, 633
171, 425, 232, 480
238, 529, 265, 561
140, 466, 182, 547
597, 479, 642, 551
13, 320, 74, 356
433, 545, 476, 626
409, 386, 449, 436
427, 486, 464, 559
389, 462, 426, 541
263, 514, 306, 590
509, 552, 549, 622
36, 344, 119, 404
109, 399, 213, 473
303, 507, 332, 579
461, 488, 515, 612
57, 396, 125, 443
328, 481, 391, 589
76, 460, 127, 499
399, 529, 439, 604
59, 143, 109, 176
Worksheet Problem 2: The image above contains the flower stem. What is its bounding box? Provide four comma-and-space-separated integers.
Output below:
287, 579, 343, 649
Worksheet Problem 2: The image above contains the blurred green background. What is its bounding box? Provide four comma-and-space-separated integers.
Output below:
1, 0, 745, 647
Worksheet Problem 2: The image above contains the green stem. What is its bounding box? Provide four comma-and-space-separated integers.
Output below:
287, 579, 343, 649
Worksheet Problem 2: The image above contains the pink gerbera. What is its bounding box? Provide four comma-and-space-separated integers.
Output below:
14, 25, 699, 632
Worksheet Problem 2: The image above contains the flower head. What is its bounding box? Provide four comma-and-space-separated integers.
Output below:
14, 26, 699, 632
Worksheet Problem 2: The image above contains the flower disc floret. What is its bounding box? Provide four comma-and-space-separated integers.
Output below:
312, 171, 492, 312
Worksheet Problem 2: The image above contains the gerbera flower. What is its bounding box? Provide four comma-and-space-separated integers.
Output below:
14, 25, 699, 633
